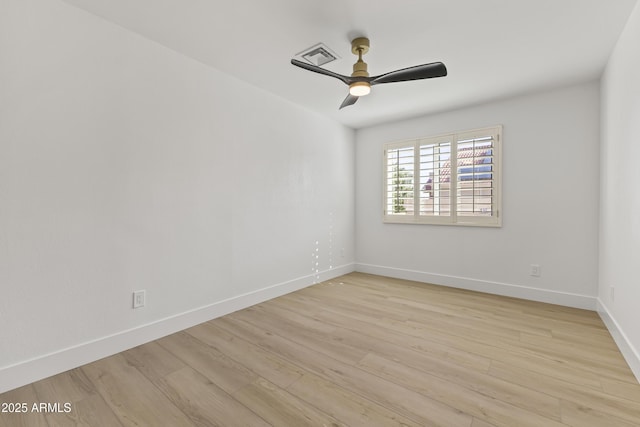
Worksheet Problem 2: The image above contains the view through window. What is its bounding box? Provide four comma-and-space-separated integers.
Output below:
384, 125, 502, 226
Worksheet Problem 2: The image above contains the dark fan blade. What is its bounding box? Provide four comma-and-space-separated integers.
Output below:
291, 59, 352, 85
371, 62, 447, 85
339, 93, 359, 109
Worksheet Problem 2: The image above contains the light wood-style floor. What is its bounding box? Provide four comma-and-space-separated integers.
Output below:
2, 272, 640, 426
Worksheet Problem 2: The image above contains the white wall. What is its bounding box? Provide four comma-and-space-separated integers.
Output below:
356, 82, 600, 309
0, 0, 354, 392
599, 1, 640, 379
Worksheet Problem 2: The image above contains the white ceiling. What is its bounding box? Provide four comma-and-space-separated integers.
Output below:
63, 0, 637, 129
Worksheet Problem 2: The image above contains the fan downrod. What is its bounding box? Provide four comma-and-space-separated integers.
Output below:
350, 37, 369, 80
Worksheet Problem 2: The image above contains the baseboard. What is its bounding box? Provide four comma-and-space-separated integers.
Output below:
597, 299, 640, 382
0, 263, 355, 394
355, 263, 597, 310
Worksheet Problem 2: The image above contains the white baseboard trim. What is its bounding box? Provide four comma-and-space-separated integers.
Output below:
597, 299, 640, 382
355, 263, 597, 310
0, 263, 355, 394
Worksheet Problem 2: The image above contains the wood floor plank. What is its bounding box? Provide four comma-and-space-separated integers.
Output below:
291, 284, 410, 322
324, 302, 604, 392
286, 371, 426, 427
551, 327, 620, 351
385, 295, 554, 339
44, 394, 124, 427
601, 376, 640, 401
336, 329, 563, 421
81, 354, 195, 427
345, 273, 605, 330
162, 366, 270, 427
2, 272, 639, 426
327, 277, 542, 343
559, 399, 639, 427
489, 360, 640, 424
231, 304, 369, 365
217, 315, 474, 426
519, 332, 631, 370
232, 377, 345, 427
357, 352, 566, 427
471, 418, 499, 427
0, 385, 48, 427
185, 321, 305, 389
292, 298, 492, 373
121, 341, 186, 385
286, 277, 617, 393
322, 310, 492, 374
30, 368, 121, 427
32, 368, 95, 405
375, 315, 608, 391
253, 300, 338, 335
123, 339, 269, 427
156, 331, 257, 395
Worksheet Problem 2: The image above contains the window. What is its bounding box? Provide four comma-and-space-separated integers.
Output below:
383, 125, 502, 226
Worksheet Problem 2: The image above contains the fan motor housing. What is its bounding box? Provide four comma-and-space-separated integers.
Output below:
351, 37, 370, 78
352, 60, 369, 78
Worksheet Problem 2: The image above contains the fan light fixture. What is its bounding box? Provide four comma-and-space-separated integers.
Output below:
349, 81, 371, 96
290, 36, 447, 110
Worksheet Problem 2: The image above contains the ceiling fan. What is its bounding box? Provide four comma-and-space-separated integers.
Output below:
291, 37, 447, 109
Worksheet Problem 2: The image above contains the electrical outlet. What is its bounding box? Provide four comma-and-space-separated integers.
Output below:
133, 290, 146, 309
530, 264, 541, 277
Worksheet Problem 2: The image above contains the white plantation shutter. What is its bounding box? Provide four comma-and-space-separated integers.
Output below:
384, 143, 415, 216
453, 127, 501, 226
419, 138, 452, 219
383, 126, 502, 227
456, 132, 496, 220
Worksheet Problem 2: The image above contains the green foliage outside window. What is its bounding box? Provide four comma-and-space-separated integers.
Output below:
391, 166, 413, 213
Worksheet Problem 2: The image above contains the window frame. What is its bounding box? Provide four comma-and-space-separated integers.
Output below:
382, 125, 502, 227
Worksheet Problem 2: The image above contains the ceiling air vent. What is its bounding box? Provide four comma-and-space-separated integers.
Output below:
295, 43, 339, 66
